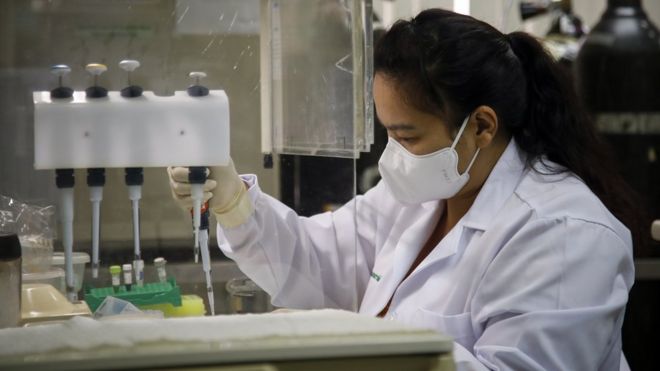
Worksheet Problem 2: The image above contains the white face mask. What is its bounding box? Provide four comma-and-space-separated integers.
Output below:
378, 115, 480, 205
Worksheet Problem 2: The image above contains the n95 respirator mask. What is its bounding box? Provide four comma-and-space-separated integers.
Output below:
378, 115, 479, 205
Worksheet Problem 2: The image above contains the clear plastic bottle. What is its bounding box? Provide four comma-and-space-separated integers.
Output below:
0, 233, 22, 328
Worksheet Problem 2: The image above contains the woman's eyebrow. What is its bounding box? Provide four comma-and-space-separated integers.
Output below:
382, 123, 417, 131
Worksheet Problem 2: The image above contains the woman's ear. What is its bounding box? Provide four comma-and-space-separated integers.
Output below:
472, 105, 498, 148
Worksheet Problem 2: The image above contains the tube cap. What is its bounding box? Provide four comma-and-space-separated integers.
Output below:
0, 233, 21, 261
109, 265, 121, 275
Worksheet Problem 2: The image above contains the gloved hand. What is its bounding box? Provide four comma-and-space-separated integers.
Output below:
167, 159, 253, 228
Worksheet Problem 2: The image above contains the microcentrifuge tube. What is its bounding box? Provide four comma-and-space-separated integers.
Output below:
154, 257, 167, 283
110, 265, 121, 293
133, 259, 144, 288
122, 264, 133, 291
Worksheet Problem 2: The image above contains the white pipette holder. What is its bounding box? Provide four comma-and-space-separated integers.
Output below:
33, 90, 230, 169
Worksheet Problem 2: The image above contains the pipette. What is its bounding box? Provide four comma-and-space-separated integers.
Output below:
198, 208, 215, 315
119, 60, 146, 286
50, 64, 76, 302
83, 64, 109, 279
186, 71, 210, 263
125, 167, 144, 287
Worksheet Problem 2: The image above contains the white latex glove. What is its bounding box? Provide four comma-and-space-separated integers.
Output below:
168, 159, 253, 228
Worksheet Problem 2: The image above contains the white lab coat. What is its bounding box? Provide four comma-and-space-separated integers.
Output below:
217, 139, 634, 371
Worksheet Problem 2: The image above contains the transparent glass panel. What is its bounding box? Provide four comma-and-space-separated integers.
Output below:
0, 0, 364, 317
262, 0, 373, 158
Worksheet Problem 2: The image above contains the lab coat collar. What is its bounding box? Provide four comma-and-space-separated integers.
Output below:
361, 204, 441, 316
460, 139, 526, 232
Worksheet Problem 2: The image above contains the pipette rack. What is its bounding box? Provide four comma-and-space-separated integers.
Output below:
84, 278, 182, 312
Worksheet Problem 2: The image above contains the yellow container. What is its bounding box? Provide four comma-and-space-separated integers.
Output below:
139, 294, 206, 317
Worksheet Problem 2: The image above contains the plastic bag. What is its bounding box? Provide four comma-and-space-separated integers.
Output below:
0, 195, 56, 273
94, 296, 164, 320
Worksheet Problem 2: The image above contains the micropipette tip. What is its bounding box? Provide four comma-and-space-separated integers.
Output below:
199, 221, 214, 316
194, 228, 200, 263
207, 285, 215, 316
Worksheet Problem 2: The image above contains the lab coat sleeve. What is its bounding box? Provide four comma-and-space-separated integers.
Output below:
468, 217, 634, 371
216, 174, 381, 310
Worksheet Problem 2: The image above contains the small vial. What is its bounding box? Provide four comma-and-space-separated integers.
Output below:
133, 259, 144, 287
154, 257, 167, 283
109, 265, 121, 293
122, 264, 133, 291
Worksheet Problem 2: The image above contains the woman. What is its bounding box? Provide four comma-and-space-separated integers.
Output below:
169, 9, 635, 370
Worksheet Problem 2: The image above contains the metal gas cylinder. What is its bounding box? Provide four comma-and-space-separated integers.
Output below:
575, 0, 660, 113
575, 0, 660, 257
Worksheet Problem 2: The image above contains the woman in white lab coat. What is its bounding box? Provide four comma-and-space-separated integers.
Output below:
169, 9, 638, 371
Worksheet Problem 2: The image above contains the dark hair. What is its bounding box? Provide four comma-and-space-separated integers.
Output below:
374, 8, 644, 249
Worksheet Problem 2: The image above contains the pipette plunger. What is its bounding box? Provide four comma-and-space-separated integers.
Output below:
84, 63, 108, 98
187, 71, 209, 97
49, 65, 73, 99
119, 59, 143, 97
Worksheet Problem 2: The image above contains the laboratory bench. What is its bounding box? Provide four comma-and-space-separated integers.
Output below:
12, 247, 660, 370
0, 309, 455, 371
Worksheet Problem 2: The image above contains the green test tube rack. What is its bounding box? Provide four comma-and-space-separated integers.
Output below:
84, 278, 182, 313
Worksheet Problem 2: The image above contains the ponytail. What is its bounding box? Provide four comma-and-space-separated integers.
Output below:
375, 9, 645, 251
506, 31, 584, 170
507, 31, 645, 250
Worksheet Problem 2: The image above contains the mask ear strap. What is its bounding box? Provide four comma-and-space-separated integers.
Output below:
463, 147, 480, 174
451, 113, 480, 175
450, 114, 471, 150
